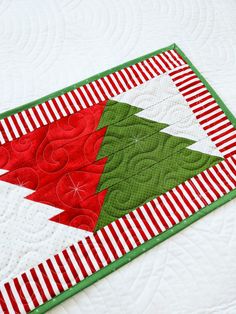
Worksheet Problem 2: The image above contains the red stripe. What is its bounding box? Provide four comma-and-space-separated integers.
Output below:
107, 224, 126, 256
145, 58, 160, 75
168, 190, 189, 218
158, 54, 171, 70
94, 233, 112, 264
70, 244, 88, 278
157, 196, 177, 225
13, 277, 31, 313
129, 210, 149, 242
194, 175, 215, 203
185, 89, 208, 102
112, 72, 126, 92
163, 193, 183, 221
85, 237, 103, 269
21, 272, 39, 308
189, 95, 212, 109
175, 74, 198, 87
83, 85, 96, 105
136, 207, 156, 237
203, 116, 227, 133
122, 216, 141, 246
30, 268, 48, 303
54, 254, 73, 288
123, 68, 138, 88
135, 63, 149, 81
94, 80, 109, 100
150, 199, 170, 229
188, 178, 208, 207
115, 219, 133, 250
0, 290, 10, 314
25, 109, 37, 129
151, 56, 165, 73
182, 182, 202, 210
169, 50, 182, 66
199, 110, 223, 126
11, 114, 24, 136
143, 203, 162, 233
218, 161, 236, 186
163, 52, 176, 68
215, 133, 236, 149
129, 65, 143, 84
62, 249, 81, 283
89, 82, 103, 102
107, 75, 120, 94
100, 77, 114, 97
169, 66, 190, 78
4, 283, 20, 314
38, 263, 55, 298
78, 241, 96, 274
4, 118, 15, 139
99, 228, 118, 259
208, 168, 226, 195
211, 125, 234, 141
46, 258, 64, 293
140, 60, 154, 78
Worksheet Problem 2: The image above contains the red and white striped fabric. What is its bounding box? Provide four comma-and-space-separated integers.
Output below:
169, 65, 236, 158
0, 49, 184, 145
1, 156, 236, 314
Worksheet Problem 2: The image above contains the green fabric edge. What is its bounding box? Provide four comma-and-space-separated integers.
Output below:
32, 188, 236, 314
2, 42, 231, 313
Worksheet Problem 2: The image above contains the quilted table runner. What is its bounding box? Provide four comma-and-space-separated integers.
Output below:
0, 43, 236, 314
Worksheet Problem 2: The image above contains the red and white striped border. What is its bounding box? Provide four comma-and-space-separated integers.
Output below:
169, 66, 236, 158
0, 49, 184, 145
1, 156, 236, 314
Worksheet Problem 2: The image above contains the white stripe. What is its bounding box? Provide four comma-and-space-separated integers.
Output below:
126, 213, 145, 244
146, 202, 166, 232
34, 266, 51, 301
178, 77, 201, 90
211, 125, 234, 141
120, 68, 135, 88
142, 203, 159, 235
214, 129, 236, 145
73, 89, 87, 108
62, 93, 76, 113
21, 111, 34, 132
143, 59, 157, 77
132, 209, 152, 240
149, 57, 163, 74
204, 170, 224, 197
14, 113, 27, 134
218, 136, 236, 150
170, 188, 192, 216
49, 257, 68, 291
111, 221, 130, 253
165, 50, 179, 67
138, 61, 152, 80
42, 102, 54, 122
91, 81, 105, 101
119, 217, 137, 249
80, 86, 94, 107
54, 97, 67, 117
1, 285, 18, 314
103, 76, 117, 96
86, 84, 99, 103
35, 105, 47, 125
202, 113, 226, 128
104, 226, 123, 258
9, 280, 26, 314
8, 116, 20, 138
112, 72, 128, 93
171, 50, 185, 65
222, 145, 236, 156
190, 177, 212, 205
195, 103, 218, 116
159, 195, 180, 223
126, 66, 141, 85
28, 108, 40, 128
186, 90, 210, 104
58, 251, 77, 285
90, 236, 108, 267
82, 238, 100, 271
170, 67, 192, 81
210, 167, 230, 194
97, 78, 112, 98
74, 242, 93, 276
66, 246, 84, 281
0, 130, 5, 144
96, 230, 116, 262
1, 119, 12, 141
184, 181, 205, 208
48, 99, 61, 120
178, 185, 199, 212
166, 191, 187, 220
153, 198, 173, 228
25, 270, 44, 306
198, 173, 218, 201
43, 260, 61, 294
226, 158, 236, 179
215, 163, 234, 189
17, 275, 35, 311
197, 107, 222, 123
154, 55, 168, 72
132, 64, 146, 82
109, 74, 124, 94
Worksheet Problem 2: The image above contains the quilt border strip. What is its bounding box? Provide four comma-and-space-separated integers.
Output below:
0, 44, 235, 313
1, 157, 236, 314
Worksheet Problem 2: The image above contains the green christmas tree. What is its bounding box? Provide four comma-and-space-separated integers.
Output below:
94, 100, 222, 231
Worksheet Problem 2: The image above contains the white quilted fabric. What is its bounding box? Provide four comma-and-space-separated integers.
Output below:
0, 0, 235, 313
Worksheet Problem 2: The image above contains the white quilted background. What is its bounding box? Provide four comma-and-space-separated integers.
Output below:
0, 0, 236, 313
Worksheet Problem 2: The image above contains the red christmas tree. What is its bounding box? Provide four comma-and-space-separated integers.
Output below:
0, 102, 108, 232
